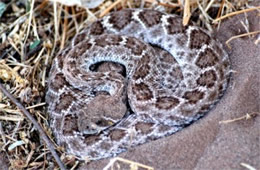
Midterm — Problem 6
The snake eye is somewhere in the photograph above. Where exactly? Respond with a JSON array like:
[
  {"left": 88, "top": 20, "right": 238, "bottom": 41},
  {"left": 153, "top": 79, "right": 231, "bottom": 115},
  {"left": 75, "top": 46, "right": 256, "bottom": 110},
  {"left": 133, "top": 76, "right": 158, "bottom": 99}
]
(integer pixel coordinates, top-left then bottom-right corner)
[
  {"left": 95, "top": 119, "right": 114, "bottom": 127},
  {"left": 95, "top": 119, "right": 108, "bottom": 127},
  {"left": 95, "top": 120, "right": 103, "bottom": 126}
]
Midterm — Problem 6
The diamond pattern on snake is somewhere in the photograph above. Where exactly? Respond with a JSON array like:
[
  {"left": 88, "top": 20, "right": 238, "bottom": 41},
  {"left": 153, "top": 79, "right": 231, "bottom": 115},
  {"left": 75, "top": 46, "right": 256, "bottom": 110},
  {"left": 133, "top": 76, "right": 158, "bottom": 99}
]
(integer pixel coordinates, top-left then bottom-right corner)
[{"left": 46, "top": 9, "right": 230, "bottom": 160}]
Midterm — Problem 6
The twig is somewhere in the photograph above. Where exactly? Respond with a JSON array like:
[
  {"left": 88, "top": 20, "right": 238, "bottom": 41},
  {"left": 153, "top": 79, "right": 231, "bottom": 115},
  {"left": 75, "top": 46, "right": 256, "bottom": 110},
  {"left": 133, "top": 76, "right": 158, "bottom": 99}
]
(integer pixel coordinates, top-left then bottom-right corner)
[
  {"left": 240, "top": 162, "right": 257, "bottom": 170},
  {"left": 60, "top": 6, "right": 69, "bottom": 50},
  {"left": 144, "top": 0, "right": 181, "bottom": 8},
  {"left": 0, "top": 83, "right": 66, "bottom": 170},
  {"left": 213, "top": 6, "right": 260, "bottom": 23},
  {"left": 0, "top": 122, "right": 6, "bottom": 143},
  {"left": 225, "top": 30, "right": 260, "bottom": 49},
  {"left": 183, "top": 0, "right": 191, "bottom": 26},
  {"left": 23, "top": 0, "right": 35, "bottom": 61},
  {"left": 103, "top": 157, "right": 154, "bottom": 170},
  {"left": 99, "top": 0, "right": 125, "bottom": 18},
  {"left": 219, "top": 112, "right": 259, "bottom": 124}
]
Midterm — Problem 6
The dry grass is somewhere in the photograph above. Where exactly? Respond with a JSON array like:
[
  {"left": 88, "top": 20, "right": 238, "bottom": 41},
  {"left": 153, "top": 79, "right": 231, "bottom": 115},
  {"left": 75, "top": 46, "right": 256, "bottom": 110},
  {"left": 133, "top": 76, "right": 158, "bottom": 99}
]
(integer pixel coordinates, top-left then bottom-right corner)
[{"left": 0, "top": 0, "right": 257, "bottom": 169}]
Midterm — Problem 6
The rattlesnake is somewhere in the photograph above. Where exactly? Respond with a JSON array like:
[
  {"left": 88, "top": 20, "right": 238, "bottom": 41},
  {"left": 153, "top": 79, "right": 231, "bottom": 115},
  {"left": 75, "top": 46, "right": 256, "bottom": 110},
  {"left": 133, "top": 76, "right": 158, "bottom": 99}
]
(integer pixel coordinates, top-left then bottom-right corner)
[{"left": 46, "top": 9, "right": 230, "bottom": 160}]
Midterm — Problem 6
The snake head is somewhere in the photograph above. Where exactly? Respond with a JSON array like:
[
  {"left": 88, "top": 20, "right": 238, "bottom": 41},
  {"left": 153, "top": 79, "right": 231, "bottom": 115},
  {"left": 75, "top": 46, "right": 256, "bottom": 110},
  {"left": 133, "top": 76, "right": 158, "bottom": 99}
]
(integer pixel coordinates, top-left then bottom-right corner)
[{"left": 77, "top": 117, "right": 114, "bottom": 135}]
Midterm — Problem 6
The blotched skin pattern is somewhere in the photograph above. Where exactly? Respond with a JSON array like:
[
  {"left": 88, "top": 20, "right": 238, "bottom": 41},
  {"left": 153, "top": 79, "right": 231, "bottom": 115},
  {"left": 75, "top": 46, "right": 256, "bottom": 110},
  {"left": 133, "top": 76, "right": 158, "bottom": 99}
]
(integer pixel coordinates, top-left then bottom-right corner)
[{"left": 46, "top": 9, "right": 230, "bottom": 160}]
